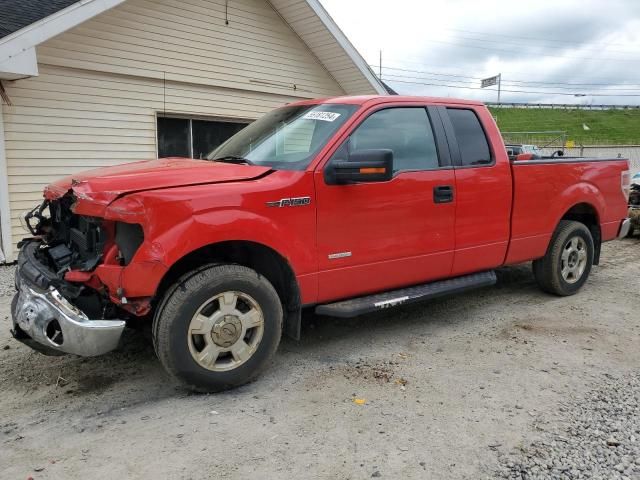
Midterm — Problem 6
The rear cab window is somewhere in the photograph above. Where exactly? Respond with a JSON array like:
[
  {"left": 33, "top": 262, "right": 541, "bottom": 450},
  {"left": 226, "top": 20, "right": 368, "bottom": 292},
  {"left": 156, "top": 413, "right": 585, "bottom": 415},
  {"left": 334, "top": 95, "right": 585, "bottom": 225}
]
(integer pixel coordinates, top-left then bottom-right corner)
[{"left": 446, "top": 108, "right": 493, "bottom": 167}]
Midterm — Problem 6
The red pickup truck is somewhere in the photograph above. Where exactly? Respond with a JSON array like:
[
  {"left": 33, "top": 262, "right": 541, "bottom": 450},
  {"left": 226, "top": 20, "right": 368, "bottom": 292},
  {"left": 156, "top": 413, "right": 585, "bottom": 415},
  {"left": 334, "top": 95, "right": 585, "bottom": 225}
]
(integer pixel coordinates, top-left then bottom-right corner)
[{"left": 11, "top": 96, "right": 631, "bottom": 391}]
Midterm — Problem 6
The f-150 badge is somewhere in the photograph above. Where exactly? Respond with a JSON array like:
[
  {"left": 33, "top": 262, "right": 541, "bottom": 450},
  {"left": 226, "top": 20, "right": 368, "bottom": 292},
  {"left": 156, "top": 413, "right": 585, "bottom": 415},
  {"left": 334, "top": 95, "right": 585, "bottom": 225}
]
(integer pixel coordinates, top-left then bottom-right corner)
[{"left": 266, "top": 197, "right": 311, "bottom": 208}]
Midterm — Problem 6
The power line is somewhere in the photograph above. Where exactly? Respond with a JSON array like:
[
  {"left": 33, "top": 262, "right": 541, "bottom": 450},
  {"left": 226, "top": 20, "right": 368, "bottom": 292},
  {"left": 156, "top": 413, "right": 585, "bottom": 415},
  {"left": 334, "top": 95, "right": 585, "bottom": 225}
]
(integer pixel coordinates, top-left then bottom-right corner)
[
  {"left": 500, "top": 78, "right": 640, "bottom": 88},
  {"left": 381, "top": 73, "right": 491, "bottom": 86},
  {"left": 445, "top": 27, "right": 638, "bottom": 51},
  {"left": 380, "top": 72, "right": 640, "bottom": 92},
  {"left": 374, "top": 65, "right": 482, "bottom": 81},
  {"left": 375, "top": 65, "right": 640, "bottom": 88},
  {"left": 384, "top": 78, "right": 640, "bottom": 97},
  {"left": 371, "top": 55, "right": 640, "bottom": 82},
  {"left": 439, "top": 32, "right": 640, "bottom": 58},
  {"left": 423, "top": 38, "right": 639, "bottom": 63}
]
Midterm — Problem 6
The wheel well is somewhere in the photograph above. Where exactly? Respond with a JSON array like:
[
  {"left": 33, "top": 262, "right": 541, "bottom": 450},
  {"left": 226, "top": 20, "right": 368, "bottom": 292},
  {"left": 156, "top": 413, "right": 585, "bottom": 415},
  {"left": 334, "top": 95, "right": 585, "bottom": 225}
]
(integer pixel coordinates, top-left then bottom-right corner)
[
  {"left": 560, "top": 203, "right": 602, "bottom": 265},
  {"left": 156, "top": 241, "right": 302, "bottom": 339}
]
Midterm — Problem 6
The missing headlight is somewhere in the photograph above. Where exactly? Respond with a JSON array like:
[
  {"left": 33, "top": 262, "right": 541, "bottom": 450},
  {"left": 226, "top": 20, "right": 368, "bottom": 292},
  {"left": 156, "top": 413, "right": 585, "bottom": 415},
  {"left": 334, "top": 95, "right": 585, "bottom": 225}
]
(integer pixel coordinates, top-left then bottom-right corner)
[{"left": 115, "top": 223, "right": 144, "bottom": 266}]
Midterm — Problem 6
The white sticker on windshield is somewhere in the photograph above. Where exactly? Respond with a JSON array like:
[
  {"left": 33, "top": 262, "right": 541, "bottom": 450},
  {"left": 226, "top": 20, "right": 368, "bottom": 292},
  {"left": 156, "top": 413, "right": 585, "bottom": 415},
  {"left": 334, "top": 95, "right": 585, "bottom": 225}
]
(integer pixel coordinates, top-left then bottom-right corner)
[{"left": 303, "top": 111, "right": 342, "bottom": 122}]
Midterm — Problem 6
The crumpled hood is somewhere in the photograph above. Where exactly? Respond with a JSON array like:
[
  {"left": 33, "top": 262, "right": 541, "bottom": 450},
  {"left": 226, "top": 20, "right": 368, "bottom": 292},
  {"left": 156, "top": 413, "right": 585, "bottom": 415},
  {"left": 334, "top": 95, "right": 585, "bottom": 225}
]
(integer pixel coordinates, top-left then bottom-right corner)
[{"left": 44, "top": 157, "right": 272, "bottom": 205}]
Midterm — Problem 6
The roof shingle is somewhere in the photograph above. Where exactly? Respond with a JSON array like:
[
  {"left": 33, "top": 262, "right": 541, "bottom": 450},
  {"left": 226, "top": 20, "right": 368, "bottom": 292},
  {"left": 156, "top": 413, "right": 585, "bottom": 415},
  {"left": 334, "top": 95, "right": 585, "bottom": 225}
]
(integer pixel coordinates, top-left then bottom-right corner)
[{"left": 0, "top": 0, "right": 79, "bottom": 39}]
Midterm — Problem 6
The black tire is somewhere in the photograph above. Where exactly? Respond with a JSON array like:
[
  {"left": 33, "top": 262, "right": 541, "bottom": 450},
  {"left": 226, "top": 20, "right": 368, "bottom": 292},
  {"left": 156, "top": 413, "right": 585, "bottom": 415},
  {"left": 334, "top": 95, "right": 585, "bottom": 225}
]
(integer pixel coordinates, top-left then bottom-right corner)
[
  {"left": 152, "top": 264, "right": 283, "bottom": 392},
  {"left": 532, "top": 220, "right": 594, "bottom": 296}
]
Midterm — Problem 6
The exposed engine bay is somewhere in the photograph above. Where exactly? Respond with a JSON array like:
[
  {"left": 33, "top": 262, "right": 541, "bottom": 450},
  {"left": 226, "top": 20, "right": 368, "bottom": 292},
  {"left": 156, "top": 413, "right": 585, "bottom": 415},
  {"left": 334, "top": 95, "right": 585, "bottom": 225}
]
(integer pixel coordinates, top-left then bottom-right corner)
[
  {"left": 23, "top": 196, "right": 107, "bottom": 274},
  {"left": 19, "top": 194, "right": 144, "bottom": 319}
]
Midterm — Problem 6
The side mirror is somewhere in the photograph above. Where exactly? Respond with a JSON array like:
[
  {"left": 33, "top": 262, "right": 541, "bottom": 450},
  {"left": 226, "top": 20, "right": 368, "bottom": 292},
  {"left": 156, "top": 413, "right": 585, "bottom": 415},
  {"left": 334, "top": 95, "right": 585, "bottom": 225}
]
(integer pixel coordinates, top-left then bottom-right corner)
[{"left": 325, "top": 149, "right": 394, "bottom": 185}]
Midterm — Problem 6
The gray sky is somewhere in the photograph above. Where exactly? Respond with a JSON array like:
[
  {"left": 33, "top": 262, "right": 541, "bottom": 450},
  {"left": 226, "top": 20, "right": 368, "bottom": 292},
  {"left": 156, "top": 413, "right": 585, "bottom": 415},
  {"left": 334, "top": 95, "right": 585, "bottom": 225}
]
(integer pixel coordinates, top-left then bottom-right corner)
[{"left": 319, "top": 0, "right": 640, "bottom": 105}]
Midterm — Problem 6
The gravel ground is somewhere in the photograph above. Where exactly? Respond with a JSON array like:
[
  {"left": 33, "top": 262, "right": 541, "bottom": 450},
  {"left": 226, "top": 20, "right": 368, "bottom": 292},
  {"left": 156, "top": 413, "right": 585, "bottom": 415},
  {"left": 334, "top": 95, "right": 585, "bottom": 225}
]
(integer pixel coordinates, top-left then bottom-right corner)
[
  {"left": 496, "top": 372, "right": 640, "bottom": 479},
  {"left": 0, "top": 263, "right": 15, "bottom": 297},
  {"left": 0, "top": 239, "right": 639, "bottom": 479}
]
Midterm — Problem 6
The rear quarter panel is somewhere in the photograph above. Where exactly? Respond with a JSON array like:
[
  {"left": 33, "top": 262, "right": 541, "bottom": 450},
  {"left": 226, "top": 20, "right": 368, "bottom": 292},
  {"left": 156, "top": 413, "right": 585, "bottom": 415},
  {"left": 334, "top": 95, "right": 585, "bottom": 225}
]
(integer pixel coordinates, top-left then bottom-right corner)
[{"left": 506, "top": 158, "right": 629, "bottom": 264}]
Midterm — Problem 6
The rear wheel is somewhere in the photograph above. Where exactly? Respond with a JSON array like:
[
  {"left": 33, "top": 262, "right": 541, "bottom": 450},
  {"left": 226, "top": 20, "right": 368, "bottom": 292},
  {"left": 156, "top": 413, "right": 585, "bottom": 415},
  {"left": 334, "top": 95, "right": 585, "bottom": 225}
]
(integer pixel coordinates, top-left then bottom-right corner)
[
  {"left": 153, "top": 264, "right": 283, "bottom": 392},
  {"left": 532, "top": 220, "right": 594, "bottom": 296}
]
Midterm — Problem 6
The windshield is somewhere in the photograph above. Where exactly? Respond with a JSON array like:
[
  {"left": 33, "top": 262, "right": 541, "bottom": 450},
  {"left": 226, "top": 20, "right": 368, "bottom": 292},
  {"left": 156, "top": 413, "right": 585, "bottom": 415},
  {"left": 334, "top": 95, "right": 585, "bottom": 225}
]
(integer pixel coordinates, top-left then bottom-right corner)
[{"left": 207, "top": 104, "right": 358, "bottom": 170}]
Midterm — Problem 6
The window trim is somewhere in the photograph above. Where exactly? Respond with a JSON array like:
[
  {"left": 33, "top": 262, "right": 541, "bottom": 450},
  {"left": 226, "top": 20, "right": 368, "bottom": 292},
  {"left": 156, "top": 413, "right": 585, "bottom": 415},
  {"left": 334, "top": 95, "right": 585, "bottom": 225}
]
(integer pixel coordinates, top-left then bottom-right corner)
[
  {"left": 427, "top": 106, "right": 452, "bottom": 168},
  {"left": 324, "top": 105, "right": 449, "bottom": 178},
  {"left": 155, "top": 112, "right": 252, "bottom": 159},
  {"left": 440, "top": 106, "right": 496, "bottom": 169},
  {"left": 156, "top": 112, "right": 253, "bottom": 124}
]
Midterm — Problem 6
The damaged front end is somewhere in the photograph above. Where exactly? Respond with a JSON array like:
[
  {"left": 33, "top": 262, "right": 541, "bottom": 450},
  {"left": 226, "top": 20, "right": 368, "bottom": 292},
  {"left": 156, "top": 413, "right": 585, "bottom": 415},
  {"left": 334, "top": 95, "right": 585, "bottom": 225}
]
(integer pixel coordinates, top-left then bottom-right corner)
[
  {"left": 11, "top": 194, "right": 142, "bottom": 357},
  {"left": 21, "top": 195, "right": 108, "bottom": 277}
]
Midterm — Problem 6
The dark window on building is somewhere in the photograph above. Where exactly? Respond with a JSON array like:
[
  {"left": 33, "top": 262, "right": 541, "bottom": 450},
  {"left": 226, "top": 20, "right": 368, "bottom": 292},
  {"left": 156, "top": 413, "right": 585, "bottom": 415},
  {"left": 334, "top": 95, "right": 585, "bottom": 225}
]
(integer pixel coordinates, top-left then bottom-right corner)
[
  {"left": 157, "top": 117, "right": 248, "bottom": 159},
  {"left": 157, "top": 117, "right": 190, "bottom": 158},
  {"left": 349, "top": 108, "right": 439, "bottom": 172},
  {"left": 446, "top": 108, "right": 492, "bottom": 166},
  {"left": 192, "top": 120, "right": 246, "bottom": 159}
]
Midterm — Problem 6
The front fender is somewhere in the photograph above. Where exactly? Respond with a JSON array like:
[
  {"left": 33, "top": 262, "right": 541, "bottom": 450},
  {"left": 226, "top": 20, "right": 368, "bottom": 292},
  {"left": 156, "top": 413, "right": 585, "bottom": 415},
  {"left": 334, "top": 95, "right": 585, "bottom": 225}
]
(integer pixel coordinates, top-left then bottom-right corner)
[
  {"left": 154, "top": 208, "right": 316, "bottom": 275},
  {"left": 94, "top": 172, "right": 318, "bottom": 303}
]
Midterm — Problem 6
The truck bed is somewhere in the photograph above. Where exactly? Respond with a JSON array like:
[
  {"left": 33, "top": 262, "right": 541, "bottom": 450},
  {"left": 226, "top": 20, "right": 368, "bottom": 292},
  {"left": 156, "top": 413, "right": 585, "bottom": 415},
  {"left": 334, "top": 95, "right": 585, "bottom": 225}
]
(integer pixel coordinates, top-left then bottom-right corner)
[{"left": 506, "top": 157, "right": 630, "bottom": 265}]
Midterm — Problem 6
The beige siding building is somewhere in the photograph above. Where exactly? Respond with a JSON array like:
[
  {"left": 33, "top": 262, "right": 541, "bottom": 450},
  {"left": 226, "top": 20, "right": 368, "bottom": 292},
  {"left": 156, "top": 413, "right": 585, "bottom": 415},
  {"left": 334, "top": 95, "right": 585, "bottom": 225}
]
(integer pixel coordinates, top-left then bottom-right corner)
[{"left": 0, "top": 0, "right": 385, "bottom": 262}]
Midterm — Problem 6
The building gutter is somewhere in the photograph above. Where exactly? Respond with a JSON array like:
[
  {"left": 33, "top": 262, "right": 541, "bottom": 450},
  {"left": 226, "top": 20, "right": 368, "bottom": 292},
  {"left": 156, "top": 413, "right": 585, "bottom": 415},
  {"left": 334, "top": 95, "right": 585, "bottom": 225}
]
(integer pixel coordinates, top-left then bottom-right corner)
[{"left": 0, "top": 100, "right": 12, "bottom": 262}]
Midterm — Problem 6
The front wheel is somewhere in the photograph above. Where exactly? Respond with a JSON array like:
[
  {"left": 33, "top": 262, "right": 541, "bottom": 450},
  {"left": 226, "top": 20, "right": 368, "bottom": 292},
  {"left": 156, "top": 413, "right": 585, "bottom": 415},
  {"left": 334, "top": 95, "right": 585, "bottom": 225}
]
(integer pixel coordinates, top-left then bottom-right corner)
[
  {"left": 152, "top": 264, "right": 283, "bottom": 392},
  {"left": 532, "top": 220, "right": 594, "bottom": 296}
]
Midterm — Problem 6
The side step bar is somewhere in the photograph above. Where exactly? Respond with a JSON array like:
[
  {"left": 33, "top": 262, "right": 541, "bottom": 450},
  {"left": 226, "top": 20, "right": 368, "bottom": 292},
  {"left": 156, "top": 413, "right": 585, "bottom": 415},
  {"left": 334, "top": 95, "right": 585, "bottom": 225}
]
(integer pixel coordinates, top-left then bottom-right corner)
[{"left": 315, "top": 271, "right": 497, "bottom": 318}]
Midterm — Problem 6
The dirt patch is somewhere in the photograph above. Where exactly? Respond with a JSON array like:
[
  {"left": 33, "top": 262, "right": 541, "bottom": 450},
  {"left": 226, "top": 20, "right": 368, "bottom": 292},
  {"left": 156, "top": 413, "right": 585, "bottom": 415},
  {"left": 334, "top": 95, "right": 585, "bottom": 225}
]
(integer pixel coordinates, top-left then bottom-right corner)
[
  {"left": 514, "top": 322, "right": 598, "bottom": 336},
  {"left": 499, "top": 318, "right": 600, "bottom": 339},
  {"left": 70, "top": 373, "right": 118, "bottom": 394},
  {"left": 339, "top": 361, "right": 396, "bottom": 383},
  {"left": 308, "top": 360, "right": 401, "bottom": 387}
]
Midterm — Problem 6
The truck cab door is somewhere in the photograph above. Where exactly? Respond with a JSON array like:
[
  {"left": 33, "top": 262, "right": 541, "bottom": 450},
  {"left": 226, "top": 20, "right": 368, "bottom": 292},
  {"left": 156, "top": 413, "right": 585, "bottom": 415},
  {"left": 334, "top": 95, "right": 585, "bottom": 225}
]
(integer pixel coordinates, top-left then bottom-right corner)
[
  {"left": 439, "top": 106, "right": 513, "bottom": 275},
  {"left": 313, "top": 105, "right": 456, "bottom": 303}
]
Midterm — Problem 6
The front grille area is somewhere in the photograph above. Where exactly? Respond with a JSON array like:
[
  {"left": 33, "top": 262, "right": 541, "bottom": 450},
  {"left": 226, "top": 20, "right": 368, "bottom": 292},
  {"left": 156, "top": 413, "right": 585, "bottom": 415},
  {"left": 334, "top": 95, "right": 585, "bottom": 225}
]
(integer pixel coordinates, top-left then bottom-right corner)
[
  {"left": 39, "top": 197, "right": 106, "bottom": 272},
  {"left": 61, "top": 216, "right": 105, "bottom": 271},
  {"left": 70, "top": 227, "right": 90, "bottom": 253}
]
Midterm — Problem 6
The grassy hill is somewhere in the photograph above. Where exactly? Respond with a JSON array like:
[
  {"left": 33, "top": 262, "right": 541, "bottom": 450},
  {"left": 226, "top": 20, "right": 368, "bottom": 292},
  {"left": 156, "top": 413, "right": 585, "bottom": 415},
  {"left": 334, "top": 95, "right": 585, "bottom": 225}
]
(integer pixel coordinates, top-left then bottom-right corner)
[{"left": 488, "top": 107, "right": 640, "bottom": 145}]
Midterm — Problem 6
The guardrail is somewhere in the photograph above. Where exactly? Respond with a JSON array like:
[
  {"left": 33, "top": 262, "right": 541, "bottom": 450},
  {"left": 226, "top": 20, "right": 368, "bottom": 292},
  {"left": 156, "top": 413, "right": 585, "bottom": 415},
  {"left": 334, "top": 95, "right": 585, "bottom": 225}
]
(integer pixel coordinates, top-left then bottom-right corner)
[{"left": 487, "top": 102, "right": 640, "bottom": 110}]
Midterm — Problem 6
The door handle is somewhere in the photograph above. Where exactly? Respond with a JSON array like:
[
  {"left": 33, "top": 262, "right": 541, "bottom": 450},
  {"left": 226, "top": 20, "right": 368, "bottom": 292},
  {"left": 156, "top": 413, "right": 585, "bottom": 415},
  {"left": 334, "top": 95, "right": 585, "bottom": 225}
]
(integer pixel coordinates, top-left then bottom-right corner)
[{"left": 433, "top": 185, "right": 454, "bottom": 204}]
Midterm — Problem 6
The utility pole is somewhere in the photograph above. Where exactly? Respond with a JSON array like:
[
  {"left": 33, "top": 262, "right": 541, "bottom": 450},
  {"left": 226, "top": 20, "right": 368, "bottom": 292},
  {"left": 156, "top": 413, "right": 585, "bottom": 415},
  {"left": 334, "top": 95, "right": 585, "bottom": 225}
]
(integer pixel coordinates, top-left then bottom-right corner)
[
  {"left": 497, "top": 73, "right": 502, "bottom": 104},
  {"left": 379, "top": 50, "right": 382, "bottom": 80}
]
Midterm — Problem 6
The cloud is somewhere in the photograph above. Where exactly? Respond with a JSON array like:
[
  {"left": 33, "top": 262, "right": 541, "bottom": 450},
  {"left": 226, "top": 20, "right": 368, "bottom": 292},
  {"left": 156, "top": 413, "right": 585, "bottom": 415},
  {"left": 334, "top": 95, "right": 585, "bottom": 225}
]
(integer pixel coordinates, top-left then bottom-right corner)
[{"left": 320, "top": 0, "right": 640, "bottom": 104}]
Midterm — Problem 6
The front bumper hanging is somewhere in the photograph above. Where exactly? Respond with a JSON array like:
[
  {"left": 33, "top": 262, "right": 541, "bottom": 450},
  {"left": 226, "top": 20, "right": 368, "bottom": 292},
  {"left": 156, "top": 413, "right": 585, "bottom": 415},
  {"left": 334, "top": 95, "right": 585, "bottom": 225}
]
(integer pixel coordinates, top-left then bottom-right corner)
[{"left": 11, "top": 246, "right": 126, "bottom": 357}]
